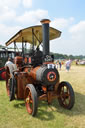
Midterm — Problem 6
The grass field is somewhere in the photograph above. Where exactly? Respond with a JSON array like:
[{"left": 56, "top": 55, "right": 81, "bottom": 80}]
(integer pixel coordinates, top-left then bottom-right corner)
[{"left": 0, "top": 65, "right": 85, "bottom": 128}]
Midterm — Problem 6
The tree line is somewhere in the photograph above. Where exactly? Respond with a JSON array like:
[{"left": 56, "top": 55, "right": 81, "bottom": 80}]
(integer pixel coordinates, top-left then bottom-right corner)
[{"left": 53, "top": 53, "right": 85, "bottom": 60}]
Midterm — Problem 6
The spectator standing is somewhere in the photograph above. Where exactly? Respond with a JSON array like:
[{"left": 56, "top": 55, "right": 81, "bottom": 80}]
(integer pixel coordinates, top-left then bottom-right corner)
[
  {"left": 59, "top": 61, "right": 62, "bottom": 70},
  {"left": 55, "top": 60, "right": 59, "bottom": 69},
  {"left": 65, "top": 59, "right": 71, "bottom": 71},
  {"left": 5, "top": 58, "right": 13, "bottom": 67}
]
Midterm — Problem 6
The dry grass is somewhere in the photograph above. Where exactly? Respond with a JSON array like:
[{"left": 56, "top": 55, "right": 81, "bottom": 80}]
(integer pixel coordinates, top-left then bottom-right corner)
[{"left": 0, "top": 65, "right": 85, "bottom": 128}]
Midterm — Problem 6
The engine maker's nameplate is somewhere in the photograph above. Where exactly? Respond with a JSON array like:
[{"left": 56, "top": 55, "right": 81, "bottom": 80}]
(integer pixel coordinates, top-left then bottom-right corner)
[{"left": 47, "top": 64, "right": 55, "bottom": 69}]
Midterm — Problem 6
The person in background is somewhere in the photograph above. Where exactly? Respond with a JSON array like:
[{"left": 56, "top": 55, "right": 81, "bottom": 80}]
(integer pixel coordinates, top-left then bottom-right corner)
[
  {"left": 5, "top": 58, "right": 14, "bottom": 97},
  {"left": 59, "top": 61, "right": 62, "bottom": 70},
  {"left": 65, "top": 59, "right": 71, "bottom": 71},
  {"left": 5, "top": 57, "right": 14, "bottom": 78},
  {"left": 55, "top": 60, "right": 59, "bottom": 69},
  {"left": 5, "top": 58, "right": 13, "bottom": 67},
  {"left": 5, "top": 57, "right": 16, "bottom": 101}
]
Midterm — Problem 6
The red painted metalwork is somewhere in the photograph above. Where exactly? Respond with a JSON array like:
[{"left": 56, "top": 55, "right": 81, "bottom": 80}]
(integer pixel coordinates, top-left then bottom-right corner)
[
  {"left": 14, "top": 56, "right": 23, "bottom": 67},
  {"left": 0, "top": 67, "right": 6, "bottom": 80},
  {"left": 1, "top": 71, "right": 6, "bottom": 80}
]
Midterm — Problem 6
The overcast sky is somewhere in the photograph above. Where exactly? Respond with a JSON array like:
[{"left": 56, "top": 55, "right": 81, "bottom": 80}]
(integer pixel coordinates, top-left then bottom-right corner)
[{"left": 0, "top": 0, "right": 85, "bottom": 55}]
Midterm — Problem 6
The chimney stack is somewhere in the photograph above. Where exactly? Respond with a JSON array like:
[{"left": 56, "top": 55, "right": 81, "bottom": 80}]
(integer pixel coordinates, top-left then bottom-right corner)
[{"left": 40, "top": 19, "right": 51, "bottom": 56}]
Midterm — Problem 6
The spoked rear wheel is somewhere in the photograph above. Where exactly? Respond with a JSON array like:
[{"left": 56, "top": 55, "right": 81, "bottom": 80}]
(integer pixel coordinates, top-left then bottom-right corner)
[
  {"left": 57, "top": 81, "right": 75, "bottom": 109},
  {"left": 24, "top": 84, "right": 38, "bottom": 116}
]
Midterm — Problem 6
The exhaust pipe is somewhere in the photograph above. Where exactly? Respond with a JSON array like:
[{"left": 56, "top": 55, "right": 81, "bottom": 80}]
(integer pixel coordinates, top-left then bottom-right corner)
[{"left": 40, "top": 19, "right": 51, "bottom": 56}]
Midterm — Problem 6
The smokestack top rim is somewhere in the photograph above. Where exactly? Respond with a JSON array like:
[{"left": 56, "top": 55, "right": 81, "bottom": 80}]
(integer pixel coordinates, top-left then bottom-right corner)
[{"left": 40, "top": 19, "right": 51, "bottom": 24}]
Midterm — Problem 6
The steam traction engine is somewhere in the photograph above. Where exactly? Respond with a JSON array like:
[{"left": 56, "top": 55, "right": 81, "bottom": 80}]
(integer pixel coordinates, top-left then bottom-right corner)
[{"left": 5, "top": 19, "right": 75, "bottom": 116}]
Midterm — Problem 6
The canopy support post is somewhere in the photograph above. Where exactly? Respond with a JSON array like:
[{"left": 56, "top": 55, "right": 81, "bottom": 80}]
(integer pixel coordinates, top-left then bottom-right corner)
[
  {"left": 22, "top": 37, "right": 24, "bottom": 58},
  {"left": 14, "top": 41, "right": 16, "bottom": 57},
  {"left": 32, "top": 28, "right": 34, "bottom": 51},
  {"left": 25, "top": 41, "right": 27, "bottom": 54}
]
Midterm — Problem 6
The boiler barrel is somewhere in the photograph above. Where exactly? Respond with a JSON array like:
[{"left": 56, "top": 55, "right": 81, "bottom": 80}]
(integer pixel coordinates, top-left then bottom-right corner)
[{"left": 30, "top": 66, "right": 59, "bottom": 86}]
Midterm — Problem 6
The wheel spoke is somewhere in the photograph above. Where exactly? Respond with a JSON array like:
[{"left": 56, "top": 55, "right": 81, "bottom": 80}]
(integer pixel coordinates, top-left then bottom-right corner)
[
  {"left": 26, "top": 103, "right": 32, "bottom": 114},
  {"left": 62, "top": 97, "right": 65, "bottom": 102},
  {"left": 30, "top": 99, "right": 33, "bottom": 103},
  {"left": 64, "top": 99, "right": 67, "bottom": 105},
  {"left": 62, "top": 86, "right": 64, "bottom": 93},
  {"left": 67, "top": 87, "right": 70, "bottom": 95}
]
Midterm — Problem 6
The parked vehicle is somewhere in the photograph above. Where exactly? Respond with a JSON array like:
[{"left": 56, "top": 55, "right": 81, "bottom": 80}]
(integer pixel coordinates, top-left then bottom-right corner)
[
  {"left": 0, "top": 48, "right": 22, "bottom": 80},
  {"left": 0, "top": 49, "right": 15, "bottom": 80}
]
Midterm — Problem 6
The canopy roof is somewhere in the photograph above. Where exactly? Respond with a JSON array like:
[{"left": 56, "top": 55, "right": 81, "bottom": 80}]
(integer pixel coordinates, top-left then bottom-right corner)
[{"left": 5, "top": 25, "right": 61, "bottom": 46}]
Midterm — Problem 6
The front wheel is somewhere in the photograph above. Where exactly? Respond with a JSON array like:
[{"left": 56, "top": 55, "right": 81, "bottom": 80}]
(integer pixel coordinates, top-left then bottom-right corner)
[
  {"left": 57, "top": 81, "right": 75, "bottom": 109},
  {"left": 24, "top": 84, "right": 38, "bottom": 116}
]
